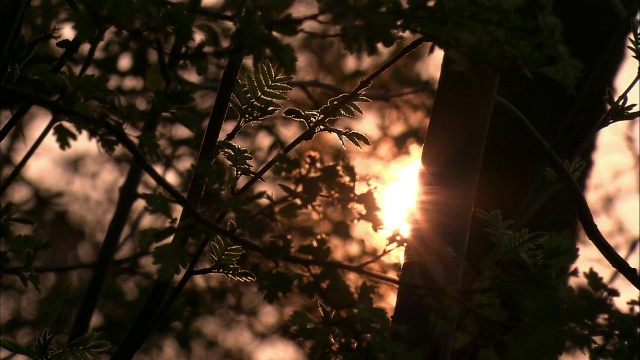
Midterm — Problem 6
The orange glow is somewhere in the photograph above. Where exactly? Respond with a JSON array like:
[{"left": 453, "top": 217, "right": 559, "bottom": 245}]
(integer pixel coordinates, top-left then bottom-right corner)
[{"left": 378, "top": 146, "right": 422, "bottom": 239}]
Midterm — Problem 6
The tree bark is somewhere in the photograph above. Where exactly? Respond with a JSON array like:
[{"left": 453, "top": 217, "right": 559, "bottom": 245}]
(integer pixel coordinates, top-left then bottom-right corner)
[{"left": 392, "top": 56, "right": 499, "bottom": 359}]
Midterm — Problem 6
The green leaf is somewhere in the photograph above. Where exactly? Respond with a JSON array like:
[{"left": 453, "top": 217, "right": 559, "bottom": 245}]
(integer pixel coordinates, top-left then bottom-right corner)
[{"left": 152, "top": 242, "right": 190, "bottom": 280}]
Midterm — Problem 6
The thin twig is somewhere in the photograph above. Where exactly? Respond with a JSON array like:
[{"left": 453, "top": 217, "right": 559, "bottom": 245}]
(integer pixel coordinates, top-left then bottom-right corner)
[
  {"left": 0, "top": 118, "right": 56, "bottom": 195},
  {"left": 78, "top": 27, "right": 109, "bottom": 77},
  {"left": 237, "top": 37, "right": 427, "bottom": 196},
  {"left": 574, "top": 72, "right": 640, "bottom": 158},
  {"left": 357, "top": 243, "right": 401, "bottom": 268},
  {"left": 31, "top": 253, "right": 149, "bottom": 273},
  {"left": 0, "top": 35, "right": 82, "bottom": 142}
]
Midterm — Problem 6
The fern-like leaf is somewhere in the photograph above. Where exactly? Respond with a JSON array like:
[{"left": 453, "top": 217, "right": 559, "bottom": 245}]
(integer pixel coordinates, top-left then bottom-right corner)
[
  {"left": 49, "top": 332, "right": 110, "bottom": 360},
  {"left": 231, "top": 60, "right": 292, "bottom": 126},
  {"left": 476, "top": 209, "right": 548, "bottom": 260},
  {"left": 318, "top": 92, "right": 371, "bottom": 120},
  {"left": 217, "top": 140, "right": 261, "bottom": 187},
  {"left": 207, "top": 236, "right": 256, "bottom": 282}
]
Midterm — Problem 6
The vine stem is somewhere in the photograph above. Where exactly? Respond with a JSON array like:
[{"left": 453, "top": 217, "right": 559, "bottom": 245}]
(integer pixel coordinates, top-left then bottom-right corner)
[{"left": 495, "top": 95, "right": 640, "bottom": 289}]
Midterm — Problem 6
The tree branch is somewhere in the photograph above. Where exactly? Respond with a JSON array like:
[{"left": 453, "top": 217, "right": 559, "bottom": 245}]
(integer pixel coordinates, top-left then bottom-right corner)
[
  {"left": 0, "top": 118, "right": 56, "bottom": 195},
  {"left": 237, "top": 37, "right": 427, "bottom": 196},
  {"left": 495, "top": 95, "right": 640, "bottom": 289},
  {"left": 0, "top": 35, "right": 82, "bottom": 142}
]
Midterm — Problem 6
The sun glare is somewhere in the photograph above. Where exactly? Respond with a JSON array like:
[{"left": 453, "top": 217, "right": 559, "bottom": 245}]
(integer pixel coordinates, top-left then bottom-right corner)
[{"left": 378, "top": 147, "right": 422, "bottom": 239}]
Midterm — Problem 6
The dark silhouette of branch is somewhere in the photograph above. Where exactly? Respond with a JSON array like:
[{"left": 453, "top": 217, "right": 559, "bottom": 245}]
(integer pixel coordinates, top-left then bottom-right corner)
[
  {"left": 0, "top": 35, "right": 82, "bottom": 142},
  {"left": 1, "top": 82, "right": 466, "bottom": 303},
  {"left": 357, "top": 243, "right": 401, "bottom": 268},
  {"left": 495, "top": 95, "right": 640, "bottom": 289},
  {"left": 78, "top": 27, "right": 109, "bottom": 77},
  {"left": 608, "top": 238, "right": 639, "bottom": 285},
  {"left": 68, "top": 26, "right": 177, "bottom": 342},
  {"left": 30, "top": 253, "right": 149, "bottom": 273},
  {"left": 68, "top": 109, "right": 160, "bottom": 341},
  {"left": 1, "top": 23, "right": 106, "bottom": 193},
  {"left": 237, "top": 37, "right": 427, "bottom": 196},
  {"left": 0, "top": 0, "right": 30, "bottom": 84},
  {"left": 179, "top": 77, "right": 433, "bottom": 103},
  {"left": 112, "top": 39, "right": 246, "bottom": 360},
  {"left": 1, "top": 118, "right": 56, "bottom": 195},
  {"left": 137, "top": 236, "right": 211, "bottom": 352}
]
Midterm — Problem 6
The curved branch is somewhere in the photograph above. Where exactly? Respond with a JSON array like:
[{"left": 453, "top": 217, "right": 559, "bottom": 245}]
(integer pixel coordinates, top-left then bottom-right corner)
[{"left": 495, "top": 95, "right": 640, "bottom": 289}]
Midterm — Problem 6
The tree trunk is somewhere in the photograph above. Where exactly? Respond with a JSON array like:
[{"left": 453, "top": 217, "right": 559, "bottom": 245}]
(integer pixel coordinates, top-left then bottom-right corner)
[
  {"left": 392, "top": 56, "right": 499, "bottom": 358},
  {"left": 393, "top": 1, "right": 637, "bottom": 359}
]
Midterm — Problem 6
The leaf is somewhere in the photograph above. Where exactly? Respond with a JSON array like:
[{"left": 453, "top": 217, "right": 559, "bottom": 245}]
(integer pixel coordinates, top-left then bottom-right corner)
[
  {"left": 140, "top": 193, "right": 174, "bottom": 219},
  {"left": 277, "top": 202, "right": 302, "bottom": 219},
  {"left": 207, "top": 236, "right": 256, "bottom": 282},
  {"left": 283, "top": 107, "right": 312, "bottom": 124},
  {"left": 53, "top": 123, "right": 78, "bottom": 150},
  {"left": 152, "top": 242, "right": 190, "bottom": 280},
  {"left": 138, "top": 227, "right": 176, "bottom": 250},
  {"left": 344, "top": 131, "right": 367, "bottom": 149},
  {"left": 348, "top": 130, "right": 370, "bottom": 146},
  {"left": 56, "top": 39, "right": 72, "bottom": 49},
  {"left": 137, "top": 132, "right": 163, "bottom": 163},
  {"left": 231, "top": 61, "right": 292, "bottom": 128},
  {"left": 9, "top": 234, "right": 50, "bottom": 253},
  {"left": 297, "top": 237, "right": 331, "bottom": 261},
  {"left": 50, "top": 331, "right": 110, "bottom": 360},
  {"left": 218, "top": 140, "right": 258, "bottom": 182}
]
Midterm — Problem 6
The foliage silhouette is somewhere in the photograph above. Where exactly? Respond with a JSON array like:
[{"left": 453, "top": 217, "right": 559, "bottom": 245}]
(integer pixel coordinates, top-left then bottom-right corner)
[{"left": 0, "top": 1, "right": 638, "bottom": 360}]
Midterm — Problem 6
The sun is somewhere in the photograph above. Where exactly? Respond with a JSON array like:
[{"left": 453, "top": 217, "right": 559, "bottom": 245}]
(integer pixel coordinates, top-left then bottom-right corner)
[{"left": 378, "top": 147, "right": 422, "bottom": 239}]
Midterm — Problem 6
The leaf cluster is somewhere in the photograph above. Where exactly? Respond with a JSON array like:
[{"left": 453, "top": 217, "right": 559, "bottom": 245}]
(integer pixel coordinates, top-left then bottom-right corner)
[
  {"left": 0, "top": 203, "right": 48, "bottom": 291},
  {"left": 450, "top": 211, "right": 637, "bottom": 359},
  {"left": 285, "top": 283, "right": 420, "bottom": 359},
  {"left": 275, "top": 152, "right": 382, "bottom": 230}
]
